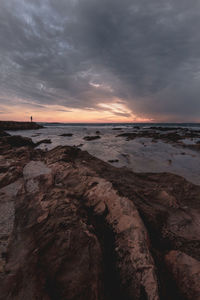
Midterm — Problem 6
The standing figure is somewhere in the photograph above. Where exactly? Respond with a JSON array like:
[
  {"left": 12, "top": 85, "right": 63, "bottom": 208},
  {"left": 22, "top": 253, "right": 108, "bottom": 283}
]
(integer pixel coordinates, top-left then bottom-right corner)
[{"left": 31, "top": 116, "right": 32, "bottom": 122}]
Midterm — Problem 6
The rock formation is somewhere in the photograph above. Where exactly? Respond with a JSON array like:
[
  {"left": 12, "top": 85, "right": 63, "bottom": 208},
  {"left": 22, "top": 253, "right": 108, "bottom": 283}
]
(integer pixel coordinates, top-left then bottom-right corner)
[
  {"left": 83, "top": 135, "right": 101, "bottom": 141},
  {"left": 0, "top": 131, "right": 200, "bottom": 299},
  {"left": 0, "top": 121, "right": 43, "bottom": 131},
  {"left": 117, "top": 127, "right": 200, "bottom": 152},
  {"left": 59, "top": 133, "right": 73, "bottom": 137}
]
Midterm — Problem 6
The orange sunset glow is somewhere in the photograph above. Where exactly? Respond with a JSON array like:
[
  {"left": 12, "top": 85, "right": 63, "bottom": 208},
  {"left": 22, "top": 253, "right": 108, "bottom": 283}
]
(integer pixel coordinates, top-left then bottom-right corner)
[{"left": 1, "top": 101, "right": 153, "bottom": 123}]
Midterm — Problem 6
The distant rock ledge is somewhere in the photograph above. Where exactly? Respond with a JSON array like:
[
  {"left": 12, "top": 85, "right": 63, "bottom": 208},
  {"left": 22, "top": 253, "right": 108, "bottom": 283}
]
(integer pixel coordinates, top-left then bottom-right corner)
[{"left": 0, "top": 121, "right": 43, "bottom": 131}]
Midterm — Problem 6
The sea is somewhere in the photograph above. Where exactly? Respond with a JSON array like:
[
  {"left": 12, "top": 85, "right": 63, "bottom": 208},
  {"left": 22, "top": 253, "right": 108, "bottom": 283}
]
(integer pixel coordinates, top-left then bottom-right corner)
[{"left": 8, "top": 123, "right": 200, "bottom": 185}]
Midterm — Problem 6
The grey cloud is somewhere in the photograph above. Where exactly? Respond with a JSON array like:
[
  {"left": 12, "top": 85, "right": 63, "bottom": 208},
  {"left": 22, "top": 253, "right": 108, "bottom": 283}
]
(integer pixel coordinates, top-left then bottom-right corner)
[
  {"left": 56, "top": 109, "right": 72, "bottom": 112},
  {"left": 111, "top": 112, "right": 132, "bottom": 118},
  {"left": 0, "top": 0, "right": 200, "bottom": 121}
]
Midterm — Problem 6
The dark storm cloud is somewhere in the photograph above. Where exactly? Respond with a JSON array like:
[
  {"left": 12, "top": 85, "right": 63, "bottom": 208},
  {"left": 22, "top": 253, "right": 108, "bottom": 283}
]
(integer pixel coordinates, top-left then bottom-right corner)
[{"left": 0, "top": 0, "right": 200, "bottom": 120}]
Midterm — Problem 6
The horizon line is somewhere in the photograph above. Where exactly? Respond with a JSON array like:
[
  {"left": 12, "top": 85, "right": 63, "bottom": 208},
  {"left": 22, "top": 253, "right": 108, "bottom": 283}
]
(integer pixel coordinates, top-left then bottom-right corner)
[{"left": 1, "top": 120, "right": 200, "bottom": 124}]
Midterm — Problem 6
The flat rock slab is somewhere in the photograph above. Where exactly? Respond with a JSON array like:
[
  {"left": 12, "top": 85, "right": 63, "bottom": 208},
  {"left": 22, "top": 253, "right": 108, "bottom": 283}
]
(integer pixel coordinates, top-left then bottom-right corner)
[
  {"left": 0, "top": 179, "right": 23, "bottom": 275},
  {"left": 23, "top": 161, "right": 51, "bottom": 180}
]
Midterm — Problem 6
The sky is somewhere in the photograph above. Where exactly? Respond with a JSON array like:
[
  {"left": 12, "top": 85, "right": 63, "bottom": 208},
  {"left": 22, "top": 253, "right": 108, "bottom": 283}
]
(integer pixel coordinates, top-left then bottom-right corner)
[{"left": 0, "top": 0, "right": 200, "bottom": 123}]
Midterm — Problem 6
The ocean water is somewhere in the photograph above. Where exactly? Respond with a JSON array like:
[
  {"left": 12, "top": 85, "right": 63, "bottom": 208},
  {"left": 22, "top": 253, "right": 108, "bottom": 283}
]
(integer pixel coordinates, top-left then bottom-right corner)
[
  {"left": 40, "top": 122, "right": 200, "bottom": 129},
  {"left": 8, "top": 123, "right": 200, "bottom": 185}
]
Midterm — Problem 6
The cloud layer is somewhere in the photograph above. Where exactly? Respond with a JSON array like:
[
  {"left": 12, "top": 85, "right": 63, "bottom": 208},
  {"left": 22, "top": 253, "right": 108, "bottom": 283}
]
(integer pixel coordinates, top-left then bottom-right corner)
[{"left": 0, "top": 0, "right": 200, "bottom": 121}]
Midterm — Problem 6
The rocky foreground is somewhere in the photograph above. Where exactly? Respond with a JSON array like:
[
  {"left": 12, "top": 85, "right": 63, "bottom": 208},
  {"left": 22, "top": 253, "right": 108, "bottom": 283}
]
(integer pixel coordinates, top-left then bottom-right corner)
[
  {"left": 0, "top": 132, "right": 200, "bottom": 300},
  {"left": 0, "top": 121, "right": 43, "bottom": 130}
]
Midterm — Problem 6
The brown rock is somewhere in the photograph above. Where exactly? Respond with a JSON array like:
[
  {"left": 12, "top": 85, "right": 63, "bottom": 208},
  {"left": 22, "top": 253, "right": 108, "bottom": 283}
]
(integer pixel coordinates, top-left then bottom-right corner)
[
  {"left": 165, "top": 251, "right": 200, "bottom": 300},
  {"left": 0, "top": 137, "right": 200, "bottom": 300},
  {"left": 84, "top": 177, "right": 159, "bottom": 299},
  {"left": 1, "top": 159, "right": 103, "bottom": 300}
]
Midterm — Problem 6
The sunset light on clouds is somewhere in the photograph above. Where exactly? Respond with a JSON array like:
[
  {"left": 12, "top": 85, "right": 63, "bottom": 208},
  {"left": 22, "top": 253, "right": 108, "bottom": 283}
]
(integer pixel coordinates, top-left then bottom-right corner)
[
  {"left": 0, "top": 0, "right": 200, "bottom": 122},
  {"left": 0, "top": 96, "right": 153, "bottom": 123}
]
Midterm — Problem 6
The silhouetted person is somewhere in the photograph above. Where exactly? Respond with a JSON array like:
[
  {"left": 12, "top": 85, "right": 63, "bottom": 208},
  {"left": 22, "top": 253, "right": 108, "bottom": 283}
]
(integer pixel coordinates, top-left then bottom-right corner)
[{"left": 30, "top": 116, "right": 32, "bottom": 122}]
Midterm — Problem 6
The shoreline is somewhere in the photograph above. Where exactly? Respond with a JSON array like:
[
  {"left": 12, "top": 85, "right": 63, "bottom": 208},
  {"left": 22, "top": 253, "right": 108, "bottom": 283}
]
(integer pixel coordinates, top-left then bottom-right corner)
[
  {"left": 6, "top": 123, "right": 200, "bottom": 185},
  {"left": 0, "top": 131, "right": 200, "bottom": 299}
]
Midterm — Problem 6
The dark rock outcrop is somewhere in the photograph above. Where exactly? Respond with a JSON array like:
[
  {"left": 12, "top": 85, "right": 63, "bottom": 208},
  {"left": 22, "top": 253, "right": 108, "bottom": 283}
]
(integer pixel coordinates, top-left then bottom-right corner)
[
  {"left": 108, "top": 159, "right": 119, "bottom": 163},
  {"left": 0, "top": 130, "right": 10, "bottom": 137},
  {"left": 149, "top": 126, "right": 182, "bottom": 131},
  {"left": 59, "top": 133, "right": 73, "bottom": 137},
  {"left": 117, "top": 131, "right": 182, "bottom": 142},
  {"left": 0, "top": 121, "right": 43, "bottom": 131},
  {"left": 0, "top": 135, "right": 35, "bottom": 149},
  {"left": 117, "top": 126, "right": 200, "bottom": 152},
  {"left": 83, "top": 135, "right": 101, "bottom": 141},
  {"left": 0, "top": 135, "right": 51, "bottom": 152},
  {"left": 36, "top": 139, "right": 52, "bottom": 146},
  {"left": 0, "top": 136, "right": 200, "bottom": 300}
]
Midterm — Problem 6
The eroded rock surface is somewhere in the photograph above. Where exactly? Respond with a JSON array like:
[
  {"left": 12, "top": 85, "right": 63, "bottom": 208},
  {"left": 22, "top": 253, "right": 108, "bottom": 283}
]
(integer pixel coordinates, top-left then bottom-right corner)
[
  {"left": 165, "top": 251, "right": 200, "bottom": 300},
  {"left": 0, "top": 133, "right": 200, "bottom": 300}
]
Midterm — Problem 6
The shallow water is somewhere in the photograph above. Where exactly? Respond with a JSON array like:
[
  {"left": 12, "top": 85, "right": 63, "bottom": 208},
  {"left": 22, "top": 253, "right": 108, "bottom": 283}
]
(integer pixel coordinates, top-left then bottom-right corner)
[{"left": 8, "top": 125, "right": 200, "bottom": 185}]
